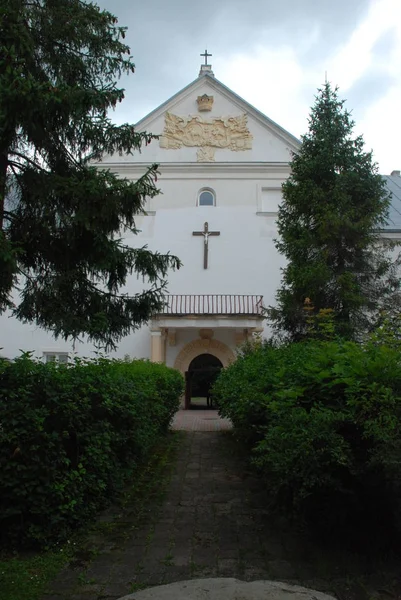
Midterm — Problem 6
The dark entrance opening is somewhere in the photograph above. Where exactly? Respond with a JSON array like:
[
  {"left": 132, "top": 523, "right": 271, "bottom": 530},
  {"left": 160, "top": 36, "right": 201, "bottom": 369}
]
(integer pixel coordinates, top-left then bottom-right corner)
[{"left": 185, "top": 353, "right": 223, "bottom": 410}]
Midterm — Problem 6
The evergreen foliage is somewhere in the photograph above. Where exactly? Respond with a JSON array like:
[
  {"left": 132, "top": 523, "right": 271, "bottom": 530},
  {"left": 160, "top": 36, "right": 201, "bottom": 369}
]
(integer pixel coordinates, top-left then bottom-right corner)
[
  {"left": 0, "top": 0, "right": 180, "bottom": 349},
  {"left": 269, "top": 83, "right": 397, "bottom": 339}
]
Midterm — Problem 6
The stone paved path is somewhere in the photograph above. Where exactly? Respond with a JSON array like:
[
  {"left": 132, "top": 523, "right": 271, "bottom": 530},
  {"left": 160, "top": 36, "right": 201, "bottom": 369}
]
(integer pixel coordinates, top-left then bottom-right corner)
[
  {"left": 42, "top": 413, "right": 379, "bottom": 600},
  {"left": 172, "top": 408, "right": 232, "bottom": 431}
]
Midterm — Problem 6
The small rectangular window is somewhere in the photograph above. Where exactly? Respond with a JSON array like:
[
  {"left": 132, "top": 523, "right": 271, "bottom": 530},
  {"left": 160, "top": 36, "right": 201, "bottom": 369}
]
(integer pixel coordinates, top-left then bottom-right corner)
[
  {"left": 44, "top": 352, "right": 69, "bottom": 364},
  {"left": 261, "top": 188, "right": 282, "bottom": 213}
]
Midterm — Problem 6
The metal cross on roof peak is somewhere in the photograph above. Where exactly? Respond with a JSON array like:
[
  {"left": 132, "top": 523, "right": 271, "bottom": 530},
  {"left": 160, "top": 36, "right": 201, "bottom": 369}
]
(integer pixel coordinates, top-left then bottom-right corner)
[{"left": 200, "top": 49, "right": 212, "bottom": 66}]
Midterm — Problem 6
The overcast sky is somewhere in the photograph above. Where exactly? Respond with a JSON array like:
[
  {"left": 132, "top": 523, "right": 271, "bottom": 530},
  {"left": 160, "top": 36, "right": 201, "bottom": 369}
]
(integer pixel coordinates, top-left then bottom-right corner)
[{"left": 97, "top": 0, "right": 400, "bottom": 174}]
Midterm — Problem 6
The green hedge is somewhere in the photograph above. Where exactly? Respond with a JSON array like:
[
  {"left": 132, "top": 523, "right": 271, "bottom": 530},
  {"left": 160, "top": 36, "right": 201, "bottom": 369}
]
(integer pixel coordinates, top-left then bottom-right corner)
[
  {"left": 213, "top": 339, "right": 401, "bottom": 542},
  {"left": 0, "top": 355, "right": 183, "bottom": 549}
]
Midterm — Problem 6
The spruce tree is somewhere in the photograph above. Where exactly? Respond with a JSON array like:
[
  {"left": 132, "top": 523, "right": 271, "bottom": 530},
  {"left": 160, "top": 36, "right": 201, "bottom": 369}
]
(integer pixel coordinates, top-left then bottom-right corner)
[
  {"left": 0, "top": 0, "right": 181, "bottom": 350},
  {"left": 269, "top": 82, "right": 397, "bottom": 340}
]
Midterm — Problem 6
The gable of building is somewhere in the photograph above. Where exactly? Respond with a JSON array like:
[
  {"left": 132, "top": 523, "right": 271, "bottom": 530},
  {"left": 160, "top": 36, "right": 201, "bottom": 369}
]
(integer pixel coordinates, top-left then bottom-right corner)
[{"left": 98, "top": 72, "right": 300, "bottom": 166}]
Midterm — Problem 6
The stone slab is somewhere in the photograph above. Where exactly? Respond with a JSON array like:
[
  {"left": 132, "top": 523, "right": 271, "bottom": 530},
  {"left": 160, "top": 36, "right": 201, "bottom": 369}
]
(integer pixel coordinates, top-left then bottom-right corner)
[{"left": 118, "top": 578, "right": 336, "bottom": 600}]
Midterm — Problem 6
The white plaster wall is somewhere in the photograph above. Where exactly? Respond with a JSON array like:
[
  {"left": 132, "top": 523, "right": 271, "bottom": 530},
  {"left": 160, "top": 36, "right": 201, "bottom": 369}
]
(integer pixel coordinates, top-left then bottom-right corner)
[
  {"left": 5, "top": 75, "right": 394, "bottom": 365},
  {"left": 0, "top": 307, "right": 151, "bottom": 361},
  {"left": 129, "top": 207, "right": 284, "bottom": 300},
  {"left": 0, "top": 311, "right": 92, "bottom": 360},
  {"left": 0, "top": 167, "right": 286, "bottom": 360},
  {"left": 123, "top": 166, "right": 287, "bottom": 305},
  {"left": 0, "top": 73, "right": 294, "bottom": 360}
]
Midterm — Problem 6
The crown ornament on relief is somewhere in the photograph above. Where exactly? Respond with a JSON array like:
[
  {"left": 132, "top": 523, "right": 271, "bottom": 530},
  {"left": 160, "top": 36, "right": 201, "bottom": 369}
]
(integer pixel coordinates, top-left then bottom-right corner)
[{"left": 197, "top": 94, "right": 214, "bottom": 112}]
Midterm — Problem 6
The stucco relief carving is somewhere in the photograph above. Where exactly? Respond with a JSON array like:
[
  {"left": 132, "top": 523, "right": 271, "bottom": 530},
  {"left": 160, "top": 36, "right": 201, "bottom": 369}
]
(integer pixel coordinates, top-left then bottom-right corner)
[
  {"left": 199, "top": 328, "right": 214, "bottom": 340},
  {"left": 197, "top": 94, "right": 214, "bottom": 112},
  {"left": 159, "top": 112, "right": 253, "bottom": 153},
  {"left": 197, "top": 147, "right": 215, "bottom": 162},
  {"left": 174, "top": 339, "right": 236, "bottom": 373}
]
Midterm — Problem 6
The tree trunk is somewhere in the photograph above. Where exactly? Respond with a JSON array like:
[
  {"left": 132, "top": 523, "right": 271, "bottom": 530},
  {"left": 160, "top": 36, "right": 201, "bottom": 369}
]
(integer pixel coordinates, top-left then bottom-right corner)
[{"left": 0, "top": 149, "right": 8, "bottom": 231}]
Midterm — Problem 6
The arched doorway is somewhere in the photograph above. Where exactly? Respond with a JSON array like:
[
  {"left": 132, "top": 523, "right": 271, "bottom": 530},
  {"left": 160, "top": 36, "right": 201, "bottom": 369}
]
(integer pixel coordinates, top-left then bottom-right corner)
[
  {"left": 185, "top": 353, "right": 223, "bottom": 410},
  {"left": 174, "top": 338, "right": 236, "bottom": 373}
]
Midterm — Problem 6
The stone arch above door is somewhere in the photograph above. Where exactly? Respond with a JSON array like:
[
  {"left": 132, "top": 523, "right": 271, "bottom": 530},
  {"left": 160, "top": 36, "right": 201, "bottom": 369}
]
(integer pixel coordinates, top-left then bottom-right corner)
[{"left": 174, "top": 339, "right": 236, "bottom": 373}]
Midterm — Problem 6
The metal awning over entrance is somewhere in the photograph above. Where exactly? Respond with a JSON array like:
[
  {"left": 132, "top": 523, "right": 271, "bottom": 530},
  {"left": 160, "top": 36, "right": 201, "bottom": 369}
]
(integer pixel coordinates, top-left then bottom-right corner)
[
  {"left": 150, "top": 295, "right": 265, "bottom": 366},
  {"left": 159, "top": 295, "right": 264, "bottom": 316},
  {"left": 153, "top": 294, "right": 265, "bottom": 330}
]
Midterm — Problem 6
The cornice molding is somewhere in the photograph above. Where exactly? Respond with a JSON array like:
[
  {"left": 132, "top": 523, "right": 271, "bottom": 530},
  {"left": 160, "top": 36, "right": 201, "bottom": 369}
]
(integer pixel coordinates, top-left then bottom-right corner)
[{"left": 93, "top": 161, "right": 291, "bottom": 175}]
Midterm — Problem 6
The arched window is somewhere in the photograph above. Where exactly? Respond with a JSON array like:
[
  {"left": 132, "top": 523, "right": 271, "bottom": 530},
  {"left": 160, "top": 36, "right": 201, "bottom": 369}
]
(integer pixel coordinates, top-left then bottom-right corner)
[{"left": 198, "top": 189, "right": 215, "bottom": 206}]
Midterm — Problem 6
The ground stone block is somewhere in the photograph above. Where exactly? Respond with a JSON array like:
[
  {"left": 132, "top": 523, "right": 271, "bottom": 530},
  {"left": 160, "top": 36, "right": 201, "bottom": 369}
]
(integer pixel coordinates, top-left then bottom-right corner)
[{"left": 117, "top": 578, "right": 338, "bottom": 600}]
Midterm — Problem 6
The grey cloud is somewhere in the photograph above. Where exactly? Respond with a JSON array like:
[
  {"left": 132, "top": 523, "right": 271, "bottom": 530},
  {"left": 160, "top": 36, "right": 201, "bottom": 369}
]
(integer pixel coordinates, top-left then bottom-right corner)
[
  {"left": 344, "top": 28, "right": 399, "bottom": 116},
  {"left": 96, "top": 0, "right": 370, "bottom": 123},
  {"left": 371, "top": 27, "right": 399, "bottom": 61},
  {"left": 345, "top": 69, "right": 398, "bottom": 117}
]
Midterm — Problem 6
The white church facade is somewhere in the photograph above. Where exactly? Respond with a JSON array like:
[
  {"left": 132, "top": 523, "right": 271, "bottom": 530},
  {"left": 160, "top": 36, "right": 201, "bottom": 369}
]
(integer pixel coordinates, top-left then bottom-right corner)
[{"left": 1, "top": 59, "right": 401, "bottom": 392}]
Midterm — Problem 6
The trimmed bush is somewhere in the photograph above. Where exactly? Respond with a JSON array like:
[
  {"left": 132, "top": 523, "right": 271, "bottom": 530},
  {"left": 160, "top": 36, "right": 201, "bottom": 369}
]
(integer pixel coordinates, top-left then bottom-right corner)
[
  {"left": 213, "top": 339, "right": 401, "bottom": 543},
  {"left": 0, "top": 354, "right": 183, "bottom": 548}
]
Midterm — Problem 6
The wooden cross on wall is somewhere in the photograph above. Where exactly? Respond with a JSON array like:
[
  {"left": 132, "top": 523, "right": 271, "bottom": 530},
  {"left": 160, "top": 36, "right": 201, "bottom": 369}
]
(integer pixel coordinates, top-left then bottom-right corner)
[{"left": 192, "top": 222, "right": 220, "bottom": 269}]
